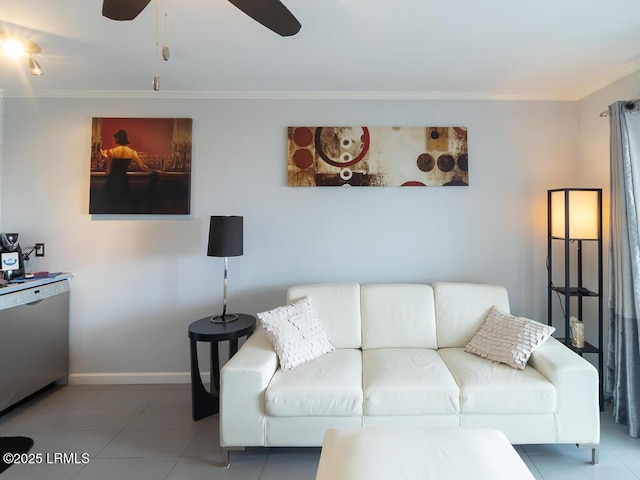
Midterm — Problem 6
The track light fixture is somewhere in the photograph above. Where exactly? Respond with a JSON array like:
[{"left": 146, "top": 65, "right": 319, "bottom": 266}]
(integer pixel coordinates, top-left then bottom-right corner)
[
  {"left": 0, "top": 33, "right": 44, "bottom": 76},
  {"left": 27, "top": 41, "right": 43, "bottom": 76},
  {"left": 28, "top": 54, "right": 43, "bottom": 76}
]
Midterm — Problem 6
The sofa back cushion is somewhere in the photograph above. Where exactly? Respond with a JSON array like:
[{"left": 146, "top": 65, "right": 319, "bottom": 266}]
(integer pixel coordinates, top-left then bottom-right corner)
[
  {"left": 287, "top": 282, "right": 362, "bottom": 349},
  {"left": 361, "top": 284, "right": 437, "bottom": 349},
  {"left": 433, "top": 282, "right": 510, "bottom": 348}
]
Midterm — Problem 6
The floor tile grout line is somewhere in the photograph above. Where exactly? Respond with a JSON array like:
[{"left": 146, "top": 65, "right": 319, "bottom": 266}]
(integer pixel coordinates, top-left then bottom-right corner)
[
  {"left": 522, "top": 450, "right": 544, "bottom": 479},
  {"left": 120, "top": 395, "right": 157, "bottom": 432},
  {"left": 257, "top": 447, "right": 272, "bottom": 480},
  {"left": 160, "top": 457, "right": 182, "bottom": 480},
  {"left": 607, "top": 447, "right": 640, "bottom": 479}
]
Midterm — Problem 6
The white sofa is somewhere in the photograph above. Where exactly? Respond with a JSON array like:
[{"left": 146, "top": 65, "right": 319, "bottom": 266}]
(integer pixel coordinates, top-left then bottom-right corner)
[{"left": 220, "top": 282, "right": 600, "bottom": 463}]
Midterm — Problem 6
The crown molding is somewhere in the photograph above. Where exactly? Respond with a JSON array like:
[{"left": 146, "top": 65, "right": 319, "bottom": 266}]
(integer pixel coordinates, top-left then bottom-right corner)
[
  {"left": 576, "top": 64, "right": 640, "bottom": 100},
  {"left": 0, "top": 89, "right": 580, "bottom": 102}
]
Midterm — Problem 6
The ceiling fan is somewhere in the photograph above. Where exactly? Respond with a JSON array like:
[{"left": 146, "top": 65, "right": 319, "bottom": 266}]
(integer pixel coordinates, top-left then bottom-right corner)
[{"left": 102, "top": 0, "right": 301, "bottom": 37}]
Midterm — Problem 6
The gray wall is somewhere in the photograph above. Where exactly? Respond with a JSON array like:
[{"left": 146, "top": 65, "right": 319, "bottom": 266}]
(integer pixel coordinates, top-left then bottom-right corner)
[{"left": 1, "top": 95, "right": 580, "bottom": 382}]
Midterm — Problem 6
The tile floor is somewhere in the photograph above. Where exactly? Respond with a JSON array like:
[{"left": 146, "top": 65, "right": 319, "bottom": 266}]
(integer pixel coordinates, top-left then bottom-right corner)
[{"left": 0, "top": 383, "right": 638, "bottom": 479}]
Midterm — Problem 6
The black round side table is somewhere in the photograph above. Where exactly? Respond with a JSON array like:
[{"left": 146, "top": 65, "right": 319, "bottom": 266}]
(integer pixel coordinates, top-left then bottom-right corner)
[{"left": 188, "top": 314, "right": 256, "bottom": 421}]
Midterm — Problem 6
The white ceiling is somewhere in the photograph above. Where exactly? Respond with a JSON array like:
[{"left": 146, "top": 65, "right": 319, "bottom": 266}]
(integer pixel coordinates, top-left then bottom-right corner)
[{"left": 1, "top": 0, "right": 639, "bottom": 99}]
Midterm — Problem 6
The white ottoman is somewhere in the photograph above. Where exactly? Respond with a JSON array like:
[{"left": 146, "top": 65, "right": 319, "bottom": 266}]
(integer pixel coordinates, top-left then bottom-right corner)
[{"left": 315, "top": 427, "right": 535, "bottom": 480}]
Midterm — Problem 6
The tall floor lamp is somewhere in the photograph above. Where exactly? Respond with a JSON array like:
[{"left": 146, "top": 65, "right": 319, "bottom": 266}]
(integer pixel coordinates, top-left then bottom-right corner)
[{"left": 207, "top": 216, "right": 243, "bottom": 323}]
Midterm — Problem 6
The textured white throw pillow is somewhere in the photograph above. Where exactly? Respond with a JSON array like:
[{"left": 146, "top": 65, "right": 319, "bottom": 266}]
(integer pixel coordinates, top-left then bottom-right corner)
[
  {"left": 258, "top": 296, "right": 334, "bottom": 370},
  {"left": 465, "top": 306, "right": 555, "bottom": 370}
]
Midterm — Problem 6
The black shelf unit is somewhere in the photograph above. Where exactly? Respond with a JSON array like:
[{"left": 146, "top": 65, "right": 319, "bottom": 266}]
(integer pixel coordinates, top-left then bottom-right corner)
[{"left": 547, "top": 188, "right": 603, "bottom": 409}]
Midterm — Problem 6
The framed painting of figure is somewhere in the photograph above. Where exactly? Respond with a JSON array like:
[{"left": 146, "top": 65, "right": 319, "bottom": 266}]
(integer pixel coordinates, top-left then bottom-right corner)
[{"left": 89, "top": 117, "right": 192, "bottom": 214}]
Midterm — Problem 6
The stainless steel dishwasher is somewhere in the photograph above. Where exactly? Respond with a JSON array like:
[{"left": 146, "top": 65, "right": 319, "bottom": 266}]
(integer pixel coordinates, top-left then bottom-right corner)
[{"left": 0, "top": 278, "right": 70, "bottom": 412}]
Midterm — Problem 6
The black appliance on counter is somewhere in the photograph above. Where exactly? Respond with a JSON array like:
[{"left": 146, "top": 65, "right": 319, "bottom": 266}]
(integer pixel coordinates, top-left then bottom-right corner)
[{"left": 0, "top": 233, "right": 25, "bottom": 280}]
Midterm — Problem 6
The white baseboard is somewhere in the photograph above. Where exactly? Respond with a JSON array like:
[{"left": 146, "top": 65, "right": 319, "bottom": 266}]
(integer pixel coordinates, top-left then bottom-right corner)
[{"left": 68, "top": 372, "right": 201, "bottom": 385}]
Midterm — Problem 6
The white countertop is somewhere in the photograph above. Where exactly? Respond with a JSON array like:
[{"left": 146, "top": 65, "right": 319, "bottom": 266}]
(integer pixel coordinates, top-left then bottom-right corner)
[{"left": 0, "top": 273, "right": 73, "bottom": 295}]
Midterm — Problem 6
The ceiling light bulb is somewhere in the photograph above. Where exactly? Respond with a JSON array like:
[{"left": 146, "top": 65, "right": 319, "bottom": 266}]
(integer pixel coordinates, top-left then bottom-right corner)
[
  {"left": 3, "top": 39, "right": 25, "bottom": 58},
  {"left": 28, "top": 55, "right": 44, "bottom": 76}
]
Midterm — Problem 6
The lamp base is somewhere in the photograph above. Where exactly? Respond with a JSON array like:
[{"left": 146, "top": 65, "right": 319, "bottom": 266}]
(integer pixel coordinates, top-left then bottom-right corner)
[{"left": 210, "top": 313, "right": 239, "bottom": 324}]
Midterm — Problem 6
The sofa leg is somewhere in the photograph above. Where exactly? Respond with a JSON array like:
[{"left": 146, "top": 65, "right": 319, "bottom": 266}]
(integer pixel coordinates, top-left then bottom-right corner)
[
  {"left": 577, "top": 444, "right": 599, "bottom": 465},
  {"left": 215, "top": 448, "right": 230, "bottom": 468}
]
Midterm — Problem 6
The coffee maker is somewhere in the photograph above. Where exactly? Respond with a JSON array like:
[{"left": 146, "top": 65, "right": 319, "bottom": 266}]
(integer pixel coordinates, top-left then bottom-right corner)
[{"left": 0, "top": 233, "right": 25, "bottom": 280}]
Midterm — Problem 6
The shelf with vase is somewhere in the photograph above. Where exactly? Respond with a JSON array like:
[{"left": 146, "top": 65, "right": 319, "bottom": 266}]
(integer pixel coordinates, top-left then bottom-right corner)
[{"left": 547, "top": 188, "right": 603, "bottom": 410}]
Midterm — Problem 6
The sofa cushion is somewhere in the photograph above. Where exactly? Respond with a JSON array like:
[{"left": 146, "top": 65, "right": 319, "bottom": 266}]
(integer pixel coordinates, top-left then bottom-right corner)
[
  {"left": 433, "top": 282, "right": 511, "bottom": 348},
  {"left": 438, "top": 348, "right": 556, "bottom": 414},
  {"left": 361, "top": 284, "right": 437, "bottom": 349},
  {"left": 258, "top": 296, "right": 334, "bottom": 370},
  {"left": 465, "top": 306, "right": 555, "bottom": 370},
  {"left": 265, "top": 349, "right": 363, "bottom": 417},
  {"left": 363, "top": 348, "right": 460, "bottom": 415},
  {"left": 287, "top": 283, "right": 362, "bottom": 349}
]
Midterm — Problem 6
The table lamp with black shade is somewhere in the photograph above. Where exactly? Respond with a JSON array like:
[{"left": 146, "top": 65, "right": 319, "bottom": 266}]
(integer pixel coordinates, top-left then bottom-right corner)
[{"left": 207, "top": 215, "right": 243, "bottom": 323}]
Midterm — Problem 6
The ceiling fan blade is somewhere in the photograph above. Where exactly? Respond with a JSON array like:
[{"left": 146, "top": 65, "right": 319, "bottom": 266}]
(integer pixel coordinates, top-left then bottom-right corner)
[
  {"left": 102, "top": 0, "right": 153, "bottom": 20},
  {"left": 228, "top": 0, "right": 301, "bottom": 37}
]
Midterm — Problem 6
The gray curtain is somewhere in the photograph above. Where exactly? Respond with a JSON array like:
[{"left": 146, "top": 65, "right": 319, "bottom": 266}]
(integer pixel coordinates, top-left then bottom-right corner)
[{"left": 605, "top": 100, "right": 640, "bottom": 438}]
